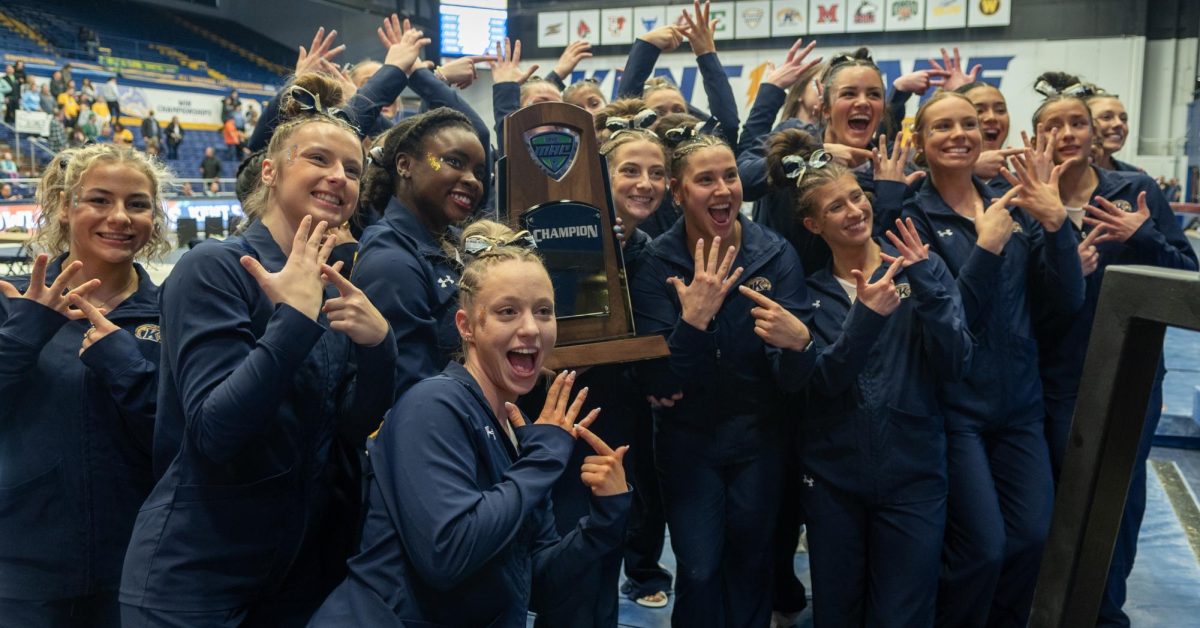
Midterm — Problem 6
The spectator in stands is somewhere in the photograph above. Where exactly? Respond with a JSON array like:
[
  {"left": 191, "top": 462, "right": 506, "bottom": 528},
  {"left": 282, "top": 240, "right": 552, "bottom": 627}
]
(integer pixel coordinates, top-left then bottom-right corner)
[
  {"left": 20, "top": 77, "right": 40, "bottom": 112},
  {"left": 99, "top": 77, "right": 122, "bottom": 124},
  {"left": 111, "top": 122, "right": 134, "bottom": 146},
  {"left": 141, "top": 110, "right": 162, "bottom": 152},
  {"left": 145, "top": 143, "right": 160, "bottom": 159},
  {"left": 79, "top": 27, "right": 100, "bottom": 57},
  {"left": 12, "top": 61, "right": 26, "bottom": 85},
  {"left": 205, "top": 179, "right": 222, "bottom": 196},
  {"left": 233, "top": 104, "right": 246, "bottom": 132},
  {"left": 220, "top": 95, "right": 236, "bottom": 122},
  {"left": 48, "top": 107, "right": 68, "bottom": 153},
  {"left": 57, "top": 89, "right": 79, "bottom": 126},
  {"left": 69, "top": 128, "right": 88, "bottom": 148},
  {"left": 0, "top": 153, "right": 17, "bottom": 180},
  {"left": 39, "top": 85, "right": 55, "bottom": 115},
  {"left": 0, "top": 66, "right": 15, "bottom": 124},
  {"left": 222, "top": 117, "right": 240, "bottom": 159},
  {"left": 1166, "top": 177, "right": 1182, "bottom": 202},
  {"left": 199, "top": 146, "right": 221, "bottom": 179},
  {"left": 49, "top": 71, "right": 67, "bottom": 98},
  {"left": 77, "top": 103, "right": 100, "bottom": 141},
  {"left": 61, "top": 63, "right": 73, "bottom": 90},
  {"left": 79, "top": 78, "right": 96, "bottom": 105},
  {"left": 244, "top": 106, "right": 258, "bottom": 141},
  {"left": 165, "top": 116, "right": 184, "bottom": 160},
  {"left": 178, "top": 181, "right": 194, "bottom": 197},
  {"left": 0, "top": 183, "right": 18, "bottom": 200}
]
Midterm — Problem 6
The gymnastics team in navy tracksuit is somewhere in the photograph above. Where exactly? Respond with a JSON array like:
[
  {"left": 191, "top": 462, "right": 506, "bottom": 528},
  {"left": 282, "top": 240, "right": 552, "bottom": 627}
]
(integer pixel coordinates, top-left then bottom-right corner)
[
  {"left": 353, "top": 108, "right": 488, "bottom": 397},
  {"left": 0, "top": 144, "right": 169, "bottom": 628},
  {"left": 632, "top": 132, "right": 816, "bottom": 627},
  {"left": 761, "top": 128, "right": 973, "bottom": 626},
  {"left": 310, "top": 221, "right": 631, "bottom": 628},
  {"left": 901, "top": 91, "right": 1085, "bottom": 627},
  {"left": 120, "top": 79, "right": 397, "bottom": 627},
  {"left": 1027, "top": 76, "right": 1199, "bottom": 626}
]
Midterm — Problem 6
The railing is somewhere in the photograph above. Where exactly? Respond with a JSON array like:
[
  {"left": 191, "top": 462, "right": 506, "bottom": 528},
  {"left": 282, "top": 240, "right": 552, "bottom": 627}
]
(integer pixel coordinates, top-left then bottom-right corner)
[
  {"left": 0, "top": 120, "right": 55, "bottom": 165},
  {"left": 0, "top": 176, "right": 240, "bottom": 199}
]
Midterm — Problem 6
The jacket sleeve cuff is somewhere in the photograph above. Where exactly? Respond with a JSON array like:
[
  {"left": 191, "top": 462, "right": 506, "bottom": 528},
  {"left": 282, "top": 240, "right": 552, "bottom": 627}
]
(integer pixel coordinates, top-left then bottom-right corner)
[
  {"left": 260, "top": 303, "right": 327, "bottom": 363},
  {"left": 80, "top": 328, "right": 144, "bottom": 380},
  {"left": 668, "top": 315, "right": 718, "bottom": 355},
  {"left": 586, "top": 489, "right": 633, "bottom": 531},
  {"left": 1, "top": 298, "right": 68, "bottom": 347},
  {"left": 514, "top": 423, "right": 576, "bottom": 468}
]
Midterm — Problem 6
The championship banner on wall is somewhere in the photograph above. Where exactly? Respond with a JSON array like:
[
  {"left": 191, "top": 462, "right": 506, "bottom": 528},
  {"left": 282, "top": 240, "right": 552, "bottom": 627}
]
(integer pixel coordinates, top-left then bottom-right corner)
[
  {"left": 808, "top": 0, "right": 847, "bottom": 33},
  {"left": 538, "top": 11, "right": 569, "bottom": 48},
  {"left": 567, "top": 10, "right": 600, "bottom": 42},
  {"left": 885, "top": 0, "right": 925, "bottom": 31},
  {"left": 846, "top": 0, "right": 885, "bottom": 33},
  {"left": 538, "top": 0, "right": 1006, "bottom": 41},
  {"left": 925, "top": 0, "right": 967, "bottom": 29},
  {"left": 633, "top": 7, "right": 668, "bottom": 36},
  {"left": 770, "top": 0, "right": 808, "bottom": 36},
  {"left": 521, "top": 35, "right": 1145, "bottom": 157},
  {"left": 736, "top": 1, "right": 772, "bottom": 39},
  {"left": 600, "top": 8, "right": 634, "bottom": 45}
]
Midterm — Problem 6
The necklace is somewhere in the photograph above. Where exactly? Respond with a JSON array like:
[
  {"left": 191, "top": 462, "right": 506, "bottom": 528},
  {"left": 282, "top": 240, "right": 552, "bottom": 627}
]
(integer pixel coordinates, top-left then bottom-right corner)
[{"left": 76, "top": 270, "right": 138, "bottom": 311}]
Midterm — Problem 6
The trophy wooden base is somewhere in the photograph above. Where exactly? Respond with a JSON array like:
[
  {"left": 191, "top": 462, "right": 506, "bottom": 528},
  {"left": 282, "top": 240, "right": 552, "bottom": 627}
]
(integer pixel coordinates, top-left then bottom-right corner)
[{"left": 544, "top": 335, "right": 670, "bottom": 370}]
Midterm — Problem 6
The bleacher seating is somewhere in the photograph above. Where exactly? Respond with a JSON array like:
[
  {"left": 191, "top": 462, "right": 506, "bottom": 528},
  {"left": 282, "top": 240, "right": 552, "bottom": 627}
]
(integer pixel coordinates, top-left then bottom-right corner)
[{"left": 0, "top": 0, "right": 293, "bottom": 85}]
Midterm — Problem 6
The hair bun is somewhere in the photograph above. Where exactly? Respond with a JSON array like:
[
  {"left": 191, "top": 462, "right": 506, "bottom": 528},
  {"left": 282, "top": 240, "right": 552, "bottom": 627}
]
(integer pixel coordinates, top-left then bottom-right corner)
[
  {"left": 278, "top": 73, "right": 346, "bottom": 120},
  {"left": 765, "top": 128, "right": 824, "bottom": 188}
]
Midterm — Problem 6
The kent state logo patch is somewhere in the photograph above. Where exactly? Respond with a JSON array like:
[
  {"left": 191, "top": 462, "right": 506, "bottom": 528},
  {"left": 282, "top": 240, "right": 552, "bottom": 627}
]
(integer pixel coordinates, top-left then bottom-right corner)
[
  {"left": 1011, "top": 223, "right": 1024, "bottom": 234},
  {"left": 134, "top": 324, "right": 161, "bottom": 343},
  {"left": 1113, "top": 199, "right": 1134, "bottom": 213},
  {"left": 744, "top": 276, "right": 772, "bottom": 293},
  {"left": 895, "top": 282, "right": 912, "bottom": 299}
]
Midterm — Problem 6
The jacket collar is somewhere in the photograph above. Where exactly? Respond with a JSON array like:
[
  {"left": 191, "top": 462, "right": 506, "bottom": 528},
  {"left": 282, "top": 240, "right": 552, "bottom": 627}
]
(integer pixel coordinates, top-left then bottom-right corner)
[
  {"left": 242, "top": 219, "right": 288, "bottom": 271},
  {"left": 382, "top": 196, "right": 451, "bottom": 260},
  {"left": 442, "top": 361, "right": 519, "bottom": 459},
  {"left": 914, "top": 175, "right": 998, "bottom": 220},
  {"left": 41, "top": 252, "right": 159, "bottom": 319},
  {"left": 648, "top": 212, "right": 782, "bottom": 275},
  {"left": 1091, "top": 165, "right": 1139, "bottom": 200}
]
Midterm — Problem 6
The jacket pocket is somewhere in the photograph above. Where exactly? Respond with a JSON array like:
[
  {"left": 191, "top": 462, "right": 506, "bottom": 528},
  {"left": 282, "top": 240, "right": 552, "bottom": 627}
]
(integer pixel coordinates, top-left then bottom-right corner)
[
  {"left": 882, "top": 407, "right": 947, "bottom": 501},
  {"left": 147, "top": 467, "right": 296, "bottom": 603},
  {"left": 0, "top": 461, "right": 73, "bottom": 588}
]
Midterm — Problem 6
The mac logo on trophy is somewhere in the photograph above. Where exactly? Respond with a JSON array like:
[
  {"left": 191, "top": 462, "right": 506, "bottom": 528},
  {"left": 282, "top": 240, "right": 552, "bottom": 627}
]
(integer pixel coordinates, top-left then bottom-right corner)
[{"left": 497, "top": 102, "right": 668, "bottom": 369}]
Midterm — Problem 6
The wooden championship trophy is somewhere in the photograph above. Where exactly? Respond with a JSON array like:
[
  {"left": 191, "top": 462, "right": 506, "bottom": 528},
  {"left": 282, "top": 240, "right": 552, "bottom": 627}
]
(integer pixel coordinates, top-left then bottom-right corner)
[{"left": 497, "top": 101, "right": 668, "bottom": 370}]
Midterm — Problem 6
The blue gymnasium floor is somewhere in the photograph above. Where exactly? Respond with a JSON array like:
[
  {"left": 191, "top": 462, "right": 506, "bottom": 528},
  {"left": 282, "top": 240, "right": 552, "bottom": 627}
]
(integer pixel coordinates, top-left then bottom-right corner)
[
  {"left": 575, "top": 326, "right": 1200, "bottom": 628},
  {"left": 593, "top": 454, "right": 1200, "bottom": 628}
]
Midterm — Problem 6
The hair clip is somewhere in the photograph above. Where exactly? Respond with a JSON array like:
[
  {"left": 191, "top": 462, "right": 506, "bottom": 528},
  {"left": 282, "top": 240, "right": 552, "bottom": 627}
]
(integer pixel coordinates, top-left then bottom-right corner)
[
  {"left": 829, "top": 52, "right": 875, "bottom": 69},
  {"left": 781, "top": 149, "right": 833, "bottom": 187},
  {"left": 368, "top": 146, "right": 385, "bottom": 167},
  {"left": 288, "top": 84, "right": 361, "bottom": 133},
  {"left": 1034, "top": 79, "right": 1094, "bottom": 99},
  {"left": 462, "top": 230, "right": 539, "bottom": 256},
  {"left": 664, "top": 121, "right": 704, "bottom": 147},
  {"left": 605, "top": 108, "right": 659, "bottom": 132}
]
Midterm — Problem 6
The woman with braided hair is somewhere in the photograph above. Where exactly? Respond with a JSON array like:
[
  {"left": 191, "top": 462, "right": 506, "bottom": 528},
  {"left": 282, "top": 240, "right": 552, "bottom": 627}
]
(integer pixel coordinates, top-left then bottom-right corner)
[
  {"left": 120, "top": 73, "right": 397, "bottom": 627},
  {"left": 311, "top": 220, "right": 631, "bottom": 627},
  {"left": 354, "top": 106, "right": 487, "bottom": 399}
]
